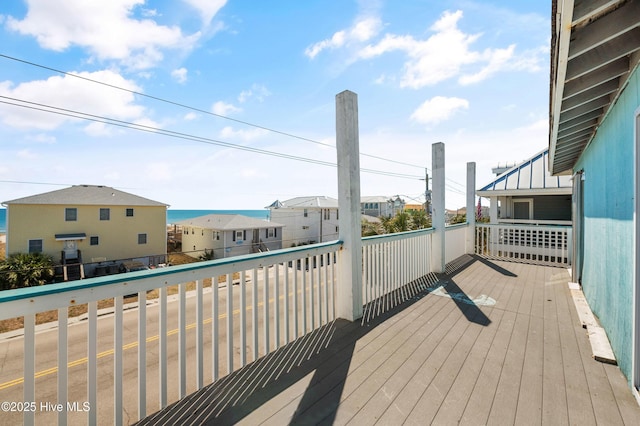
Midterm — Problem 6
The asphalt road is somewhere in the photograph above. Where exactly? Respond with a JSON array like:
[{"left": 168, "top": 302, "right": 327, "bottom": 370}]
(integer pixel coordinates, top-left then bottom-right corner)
[{"left": 0, "top": 264, "right": 335, "bottom": 425}]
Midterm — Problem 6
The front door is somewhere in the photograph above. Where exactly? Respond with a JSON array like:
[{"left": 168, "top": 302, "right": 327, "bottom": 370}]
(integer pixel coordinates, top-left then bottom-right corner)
[{"left": 63, "top": 240, "right": 78, "bottom": 259}]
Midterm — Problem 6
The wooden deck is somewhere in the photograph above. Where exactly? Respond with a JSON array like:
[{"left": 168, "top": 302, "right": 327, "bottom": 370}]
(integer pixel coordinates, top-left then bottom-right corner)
[{"left": 137, "top": 255, "right": 640, "bottom": 425}]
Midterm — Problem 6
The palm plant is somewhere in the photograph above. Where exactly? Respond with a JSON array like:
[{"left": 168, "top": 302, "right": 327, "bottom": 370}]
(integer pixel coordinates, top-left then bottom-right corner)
[{"left": 0, "top": 252, "right": 55, "bottom": 290}]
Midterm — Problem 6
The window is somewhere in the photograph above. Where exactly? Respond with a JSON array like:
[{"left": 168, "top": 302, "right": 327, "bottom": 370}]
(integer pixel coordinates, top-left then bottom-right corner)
[
  {"left": 267, "top": 228, "right": 274, "bottom": 238},
  {"left": 302, "top": 226, "right": 310, "bottom": 230},
  {"left": 336, "top": 209, "right": 339, "bottom": 220},
  {"left": 100, "top": 208, "right": 110, "bottom": 221},
  {"left": 303, "top": 209, "right": 308, "bottom": 217},
  {"left": 28, "top": 239, "right": 43, "bottom": 253},
  {"left": 126, "top": 208, "right": 134, "bottom": 217},
  {"left": 213, "top": 231, "right": 220, "bottom": 240},
  {"left": 65, "top": 208, "right": 77, "bottom": 221},
  {"left": 138, "top": 233, "right": 147, "bottom": 244},
  {"left": 324, "top": 209, "right": 330, "bottom": 220},
  {"left": 90, "top": 236, "right": 99, "bottom": 245},
  {"left": 233, "top": 230, "right": 244, "bottom": 241}
]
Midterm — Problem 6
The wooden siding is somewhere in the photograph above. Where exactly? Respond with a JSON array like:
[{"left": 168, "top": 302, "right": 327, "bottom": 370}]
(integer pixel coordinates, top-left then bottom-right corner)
[{"left": 574, "top": 66, "right": 639, "bottom": 383}]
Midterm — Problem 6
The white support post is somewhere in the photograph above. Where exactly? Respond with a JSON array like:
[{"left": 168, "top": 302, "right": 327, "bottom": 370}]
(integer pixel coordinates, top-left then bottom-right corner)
[
  {"left": 466, "top": 162, "right": 476, "bottom": 254},
  {"left": 489, "top": 196, "right": 498, "bottom": 224},
  {"left": 336, "top": 90, "right": 363, "bottom": 321},
  {"left": 431, "top": 142, "right": 446, "bottom": 273}
]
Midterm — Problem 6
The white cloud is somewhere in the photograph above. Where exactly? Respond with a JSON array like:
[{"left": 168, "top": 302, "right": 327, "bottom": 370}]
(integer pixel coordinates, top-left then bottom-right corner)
[
  {"left": 6, "top": 0, "right": 200, "bottom": 70},
  {"left": 311, "top": 9, "right": 537, "bottom": 89},
  {"left": 182, "top": 0, "right": 226, "bottom": 25},
  {"left": 17, "top": 149, "right": 36, "bottom": 159},
  {"left": 171, "top": 67, "right": 188, "bottom": 84},
  {"left": 238, "top": 84, "right": 271, "bottom": 103},
  {"left": 212, "top": 101, "right": 242, "bottom": 116},
  {"left": 305, "top": 16, "right": 382, "bottom": 59},
  {"left": 219, "top": 126, "right": 268, "bottom": 141},
  {"left": 184, "top": 112, "right": 198, "bottom": 121},
  {"left": 410, "top": 96, "right": 469, "bottom": 125},
  {"left": 0, "top": 70, "right": 149, "bottom": 131},
  {"left": 27, "top": 133, "right": 57, "bottom": 144}
]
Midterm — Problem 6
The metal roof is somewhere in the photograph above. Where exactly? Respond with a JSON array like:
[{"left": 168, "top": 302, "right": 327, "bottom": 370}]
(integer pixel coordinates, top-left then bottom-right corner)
[
  {"left": 549, "top": 0, "right": 640, "bottom": 175},
  {"left": 477, "top": 149, "right": 572, "bottom": 196},
  {"left": 177, "top": 214, "right": 283, "bottom": 230},
  {"left": 2, "top": 185, "right": 168, "bottom": 207},
  {"left": 273, "top": 196, "right": 339, "bottom": 209}
]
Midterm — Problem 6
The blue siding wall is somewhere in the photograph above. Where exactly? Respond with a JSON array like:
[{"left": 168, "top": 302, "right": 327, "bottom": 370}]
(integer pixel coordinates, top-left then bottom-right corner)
[{"left": 574, "top": 67, "right": 639, "bottom": 383}]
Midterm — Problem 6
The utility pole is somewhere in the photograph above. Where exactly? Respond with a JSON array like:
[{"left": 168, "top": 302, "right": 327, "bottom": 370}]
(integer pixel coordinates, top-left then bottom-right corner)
[{"left": 424, "top": 168, "right": 431, "bottom": 217}]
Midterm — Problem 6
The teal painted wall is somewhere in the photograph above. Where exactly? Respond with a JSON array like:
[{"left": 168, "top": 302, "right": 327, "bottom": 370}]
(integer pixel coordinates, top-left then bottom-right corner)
[{"left": 574, "top": 67, "right": 640, "bottom": 383}]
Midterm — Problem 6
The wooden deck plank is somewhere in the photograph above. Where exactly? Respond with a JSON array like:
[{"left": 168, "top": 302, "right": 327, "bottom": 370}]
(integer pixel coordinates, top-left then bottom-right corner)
[
  {"left": 136, "top": 258, "right": 640, "bottom": 426},
  {"left": 513, "top": 264, "right": 546, "bottom": 424},
  {"left": 541, "top": 267, "right": 570, "bottom": 424},
  {"left": 553, "top": 270, "right": 598, "bottom": 425}
]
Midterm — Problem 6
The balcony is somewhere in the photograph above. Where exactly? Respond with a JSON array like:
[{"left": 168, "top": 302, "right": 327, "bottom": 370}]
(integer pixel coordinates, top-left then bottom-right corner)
[
  {"left": 1, "top": 92, "right": 639, "bottom": 425},
  {"left": 1, "top": 223, "right": 639, "bottom": 425}
]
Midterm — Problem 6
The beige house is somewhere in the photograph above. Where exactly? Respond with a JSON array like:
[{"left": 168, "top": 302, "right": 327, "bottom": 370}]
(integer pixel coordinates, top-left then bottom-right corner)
[
  {"left": 2, "top": 185, "right": 168, "bottom": 278},
  {"left": 178, "top": 214, "right": 283, "bottom": 259}
]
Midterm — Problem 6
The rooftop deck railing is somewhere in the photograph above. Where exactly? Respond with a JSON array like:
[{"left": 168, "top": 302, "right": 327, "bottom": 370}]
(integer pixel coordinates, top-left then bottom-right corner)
[
  {"left": 475, "top": 223, "right": 572, "bottom": 267},
  {"left": 0, "top": 241, "right": 341, "bottom": 426}
]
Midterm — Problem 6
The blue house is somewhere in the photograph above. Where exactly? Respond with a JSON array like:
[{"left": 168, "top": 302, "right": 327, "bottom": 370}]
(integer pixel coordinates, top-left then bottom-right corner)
[{"left": 549, "top": 0, "right": 640, "bottom": 396}]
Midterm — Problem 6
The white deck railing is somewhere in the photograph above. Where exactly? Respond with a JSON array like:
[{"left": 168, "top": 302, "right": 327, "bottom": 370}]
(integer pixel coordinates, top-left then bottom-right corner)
[
  {"left": 475, "top": 223, "right": 572, "bottom": 267},
  {"left": 445, "top": 223, "right": 468, "bottom": 264},
  {"left": 361, "top": 228, "right": 434, "bottom": 322},
  {"left": 0, "top": 223, "right": 476, "bottom": 425},
  {"left": 0, "top": 241, "right": 341, "bottom": 426}
]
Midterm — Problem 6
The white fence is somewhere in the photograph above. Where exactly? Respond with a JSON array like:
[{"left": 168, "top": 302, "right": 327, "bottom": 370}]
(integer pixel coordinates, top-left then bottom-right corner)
[
  {"left": 361, "top": 229, "right": 434, "bottom": 322},
  {"left": 445, "top": 223, "right": 468, "bottom": 264},
  {"left": 0, "top": 223, "right": 476, "bottom": 425},
  {"left": 475, "top": 223, "right": 572, "bottom": 267},
  {"left": 0, "top": 241, "right": 340, "bottom": 426}
]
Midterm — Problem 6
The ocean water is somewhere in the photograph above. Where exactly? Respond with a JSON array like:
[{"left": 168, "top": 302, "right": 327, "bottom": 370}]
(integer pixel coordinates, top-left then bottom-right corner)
[
  {"left": 0, "top": 209, "right": 269, "bottom": 233},
  {"left": 167, "top": 209, "right": 269, "bottom": 223}
]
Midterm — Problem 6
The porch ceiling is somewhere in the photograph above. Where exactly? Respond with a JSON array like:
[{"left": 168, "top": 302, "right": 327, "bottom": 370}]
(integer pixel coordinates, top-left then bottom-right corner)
[{"left": 549, "top": 0, "right": 640, "bottom": 175}]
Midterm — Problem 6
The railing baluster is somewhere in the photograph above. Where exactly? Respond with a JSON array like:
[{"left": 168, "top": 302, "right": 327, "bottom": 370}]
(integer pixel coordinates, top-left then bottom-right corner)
[
  {"left": 264, "top": 267, "right": 270, "bottom": 354},
  {"left": 284, "top": 263, "right": 290, "bottom": 345},
  {"left": 252, "top": 268, "right": 259, "bottom": 361},
  {"left": 114, "top": 295, "right": 123, "bottom": 426},
  {"left": 293, "top": 263, "right": 299, "bottom": 338},
  {"left": 274, "top": 263, "right": 280, "bottom": 349},
  {"left": 317, "top": 255, "right": 322, "bottom": 325},
  {"left": 138, "top": 290, "right": 147, "bottom": 419},
  {"left": 159, "top": 286, "right": 167, "bottom": 408},
  {"left": 310, "top": 256, "right": 316, "bottom": 329},
  {"left": 88, "top": 301, "right": 97, "bottom": 425},
  {"left": 302, "top": 262, "right": 307, "bottom": 334},
  {"left": 212, "top": 276, "right": 219, "bottom": 381},
  {"left": 23, "top": 313, "right": 35, "bottom": 426},
  {"left": 58, "top": 307, "right": 68, "bottom": 426},
  {"left": 240, "top": 272, "right": 247, "bottom": 366},
  {"left": 179, "top": 282, "right": 186, "bottom": 398},
  {"left": 226, "top": 273, "right": 233, "bottom": 374},
  {"left": 196, "top": 279, "right": 203, "bottom": 388}
]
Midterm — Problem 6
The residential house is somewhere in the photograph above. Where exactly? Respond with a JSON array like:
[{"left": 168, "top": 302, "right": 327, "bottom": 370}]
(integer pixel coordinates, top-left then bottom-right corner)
[
  {"left": 361, "top": 195, "right": 405, "bottom": 217},
  {"left": 477, "top": 148, "right": 572, "bottom": 225},
  {"left": 178, "top": 214, "right": 283, "bottom": 259},
  {"left": 549, "top": 0, "right": 640, "bottom": 394},
  {"left": 268, "top": 196, "right": 339, "bottom": 247},
  {"left": 2, "top": 185, "right": 168, "bottom": 279}
]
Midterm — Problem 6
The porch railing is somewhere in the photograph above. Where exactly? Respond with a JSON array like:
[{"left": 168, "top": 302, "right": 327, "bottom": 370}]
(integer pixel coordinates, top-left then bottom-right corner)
[
  {"left": 0, "top": 223, "right": 474, "bottom": 425},
  {"left": 475, "top": 223, "right": 572, "bottom": 267},
  {"left": 0, "top": 241, "right": 341, "bottom": 426}
]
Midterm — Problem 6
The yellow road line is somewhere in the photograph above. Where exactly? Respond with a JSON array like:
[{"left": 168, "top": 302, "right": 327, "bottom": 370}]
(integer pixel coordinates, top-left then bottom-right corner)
[{"left": 0, "top": 283, "right": 317, "bottom": 391}]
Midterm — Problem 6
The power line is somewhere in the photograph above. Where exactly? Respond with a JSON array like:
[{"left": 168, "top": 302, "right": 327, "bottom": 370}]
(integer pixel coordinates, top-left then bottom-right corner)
[
  {"left": 0, "top": 96, "right": 424, "bottom": 181},
  {"left": 0, "top": 53, "right": 427, "bottom": 170}
]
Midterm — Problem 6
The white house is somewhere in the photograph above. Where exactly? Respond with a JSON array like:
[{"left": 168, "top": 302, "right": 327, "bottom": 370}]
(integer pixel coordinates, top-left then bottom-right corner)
[
  {"left": 476, "top": 149, "right": 572, "bottom": 225},
  {"left": 267, "top": 196, "right": 339, "bottom": 247},
  {"left": 178, "top": 214, "right": 284, "bottom": 259},
  {"left": 360, "top": 195, "right": 405, "bottom": 217}
]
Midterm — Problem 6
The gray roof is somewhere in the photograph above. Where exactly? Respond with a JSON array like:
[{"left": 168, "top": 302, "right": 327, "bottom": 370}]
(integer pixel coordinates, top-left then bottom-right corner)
[
  {"left": 177, "top": 214, "right": 283, "bottom": 230},
  {"left": 477, "top": 149, "right": 572, "bottom": 196},
  {"left": 2, "top": 185, "right": 168, "bottom": 207},
  {"left": 274, "top": 196, "right": 339, "bottom": 209}
]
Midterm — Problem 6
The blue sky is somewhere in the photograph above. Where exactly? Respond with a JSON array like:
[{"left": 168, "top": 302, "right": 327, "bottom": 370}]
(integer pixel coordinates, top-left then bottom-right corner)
[{"left": 0, "top": 0, "right": 550, "bottom": 209}]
